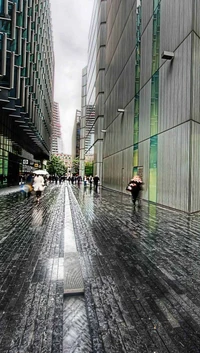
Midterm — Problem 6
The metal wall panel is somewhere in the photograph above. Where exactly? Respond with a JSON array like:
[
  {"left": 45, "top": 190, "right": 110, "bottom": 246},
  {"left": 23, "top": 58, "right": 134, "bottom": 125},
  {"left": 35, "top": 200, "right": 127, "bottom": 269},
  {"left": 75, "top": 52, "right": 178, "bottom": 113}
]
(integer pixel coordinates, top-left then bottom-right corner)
[
  {"left": 190, "top": 121, "right": 200, "bottom": 212},
  {"left": 139, "top": 81, "right": 151, "bottom": 142},
  {"left": 157, "top": 122, "right": 190, "bottom": 212},
  {"left": 106, "top": 0, "right": 121, "bottom": 40},
  {"left": 96, "top": 92, "right": 105, "bottom": 119},
  {"left": 105, "top": 51, "right": 135, "bottom": 128},
  {"left": 191, "top": 33, "right": 200, "bottom": 123},
  {"left": 158, "top": 35, "right": 192, "bottom": 133},
  {"left": 140, "top": 17, "right": 153, "bottom": 88},
  {"left": 103, "top": 146, "right": 133, "bottom": 192},
  {"left": 193, "top": 0, "right": 200, "bottom": 36},
  {"left": 94, "top": 139, "right": 103, "bottom": 180},
  {"left": 141, "top": 0, "right": 153, "bottom": 34},
  {"left": 105, "top": 1, "right": 136, "bottom": 100},
  {"left": 160, "top": 0, "right": 193, "bottom": 57},
  {"left": 96, "top": 46, "right": 106, "bottom": 71},
  {"left": 103, "top": 99, "right": 134, "bottom": 159},
  {"left": 138, "top": 139, "right": 150, "bottom": 201}
]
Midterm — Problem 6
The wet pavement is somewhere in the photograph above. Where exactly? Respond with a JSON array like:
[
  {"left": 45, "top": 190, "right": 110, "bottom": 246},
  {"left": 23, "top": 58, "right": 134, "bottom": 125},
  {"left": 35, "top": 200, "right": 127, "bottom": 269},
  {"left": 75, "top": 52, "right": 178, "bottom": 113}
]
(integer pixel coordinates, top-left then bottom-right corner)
[
  {"left": 69, "top": 184, "right": 200, "bottom": 353},
  {"left": 1, "top": 183, "right": 200, "bottom": 352},
  {"left": 0, "top": 185, "right": 65, "bottom": 353}
]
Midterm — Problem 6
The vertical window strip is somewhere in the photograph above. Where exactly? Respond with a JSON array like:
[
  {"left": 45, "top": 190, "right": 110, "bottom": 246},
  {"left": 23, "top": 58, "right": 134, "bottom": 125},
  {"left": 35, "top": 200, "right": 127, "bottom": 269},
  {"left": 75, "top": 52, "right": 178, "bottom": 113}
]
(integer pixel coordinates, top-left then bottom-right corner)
[
  {"left": 152, "top": 1, "right": 160, "bottom": 75},
  {"left": 149, "top": 135, "right": 158, "bottom": 202},
  {"left": 133, "top": 2, "right": 141, "bottom": 173},
  {"left": 149, "top": 0, "right": 160, "bottom": 202}
]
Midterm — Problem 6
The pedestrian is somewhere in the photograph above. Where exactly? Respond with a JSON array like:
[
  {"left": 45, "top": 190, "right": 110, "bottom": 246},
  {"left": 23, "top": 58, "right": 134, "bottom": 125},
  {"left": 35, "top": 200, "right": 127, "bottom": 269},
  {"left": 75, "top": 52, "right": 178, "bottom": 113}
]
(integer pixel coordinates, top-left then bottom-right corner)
[
  {"left": 89, "top": 175, "right": 93, "bottom": 189},
  {"left": 33, "top": 174, "right": 45, "bottom": 203},
  {"left": 77, "top": 175, "right": 81, "bottom": 186},
  {"left": 83, "top": 176, "right": 87, "bottom": 187},
  {"left": 25, "top": 173, "right": 33, "bottom": 197},
  {"left": 93, "top": 175, "right": 100, "bottom": 192},
  {"left": 127, "top": 175, "right": 143, "bottom": 206}
]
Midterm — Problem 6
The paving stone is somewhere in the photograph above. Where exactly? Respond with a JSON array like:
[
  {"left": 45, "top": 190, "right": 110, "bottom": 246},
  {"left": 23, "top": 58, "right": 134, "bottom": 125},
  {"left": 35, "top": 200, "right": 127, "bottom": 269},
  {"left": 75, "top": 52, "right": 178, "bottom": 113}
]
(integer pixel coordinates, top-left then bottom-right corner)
[
  {"left": 2, "top": 181, "right": 200, "bottom": 352},
  {"left": 68, "top": 184, "right": 200, "bottom": 353}
]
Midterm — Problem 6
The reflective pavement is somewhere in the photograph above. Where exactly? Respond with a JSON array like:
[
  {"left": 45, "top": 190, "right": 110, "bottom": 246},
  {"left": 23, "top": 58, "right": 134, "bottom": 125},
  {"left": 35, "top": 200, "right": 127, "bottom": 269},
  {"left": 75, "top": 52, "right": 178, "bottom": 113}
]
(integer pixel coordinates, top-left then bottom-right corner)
[
  {"left": 0, "top": 184, "right": 92, "bottom": 353},
  {"left": 1, "top": 183, "right": 200, "bottom": 352},
  {"left": 69, "top": 184, "right": 200, "bottom": 353}
]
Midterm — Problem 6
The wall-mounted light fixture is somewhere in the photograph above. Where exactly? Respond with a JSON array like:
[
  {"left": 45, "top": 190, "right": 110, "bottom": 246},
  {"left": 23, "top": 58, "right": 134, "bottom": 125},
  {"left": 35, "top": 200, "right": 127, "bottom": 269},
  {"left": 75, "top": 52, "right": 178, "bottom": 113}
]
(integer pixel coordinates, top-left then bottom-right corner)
[
  {"left": 101, "top": 129, "right": 107, "bottom": 133},
  {"left": 161, "top": 51, "right": 174, "bottom": 60},
  {"left": 117, "top": 108, "right": 125, "bottom": 113}
]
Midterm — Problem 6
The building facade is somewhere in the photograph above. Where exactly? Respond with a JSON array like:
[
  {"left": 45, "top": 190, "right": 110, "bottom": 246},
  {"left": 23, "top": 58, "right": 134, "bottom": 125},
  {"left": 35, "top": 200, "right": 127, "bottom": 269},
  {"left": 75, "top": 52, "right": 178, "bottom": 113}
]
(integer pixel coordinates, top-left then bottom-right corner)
[
  {"left": 0, "top": 0, "right": 54, "bottom": 186},
  {"left": 79, "top": 67, "right": 87, "bottom": 178},
  {"left": 88, "top": 0, "right": 200, "bottom": 213},
  {"left": 51, "top": 102, "right": 62, "bottom": 155},
  {"left": 71, "top": 109, "right": 81, "bottom": 160}
]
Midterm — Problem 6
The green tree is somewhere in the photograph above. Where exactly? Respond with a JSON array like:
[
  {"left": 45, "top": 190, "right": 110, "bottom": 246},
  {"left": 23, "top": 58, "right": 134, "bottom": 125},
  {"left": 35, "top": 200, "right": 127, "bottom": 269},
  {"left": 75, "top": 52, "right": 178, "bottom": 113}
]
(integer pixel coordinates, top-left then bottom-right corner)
[
  {"left": 72, "top": 157, "right": 80, "bottom": 174},
  {"left": 47, "top": 155, "right": 66, "bottom": 176},
  {"left": 85, "top": 161, "right": 93, "bottom": 177}
]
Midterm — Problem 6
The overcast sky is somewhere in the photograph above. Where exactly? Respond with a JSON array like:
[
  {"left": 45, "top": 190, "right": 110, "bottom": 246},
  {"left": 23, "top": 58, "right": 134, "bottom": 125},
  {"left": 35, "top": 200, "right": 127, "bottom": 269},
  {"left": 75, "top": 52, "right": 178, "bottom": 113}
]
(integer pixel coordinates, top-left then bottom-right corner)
[{"left": 50, "top": 0, "right": 94, "bottom": 154}]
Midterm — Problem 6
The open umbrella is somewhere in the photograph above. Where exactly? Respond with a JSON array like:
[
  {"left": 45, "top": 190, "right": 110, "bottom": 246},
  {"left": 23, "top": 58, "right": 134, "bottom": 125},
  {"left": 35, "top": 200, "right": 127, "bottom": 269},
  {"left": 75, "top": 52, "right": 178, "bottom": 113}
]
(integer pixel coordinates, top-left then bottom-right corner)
[{"left": 34, "top": 169, "right": 49, "bottom": 175}]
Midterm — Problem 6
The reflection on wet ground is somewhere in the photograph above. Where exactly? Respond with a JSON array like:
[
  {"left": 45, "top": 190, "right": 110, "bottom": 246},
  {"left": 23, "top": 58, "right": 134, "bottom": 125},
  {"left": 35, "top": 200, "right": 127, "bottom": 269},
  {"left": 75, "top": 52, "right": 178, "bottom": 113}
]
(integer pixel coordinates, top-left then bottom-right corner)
[
  {"left": 69, "top": 184, "right": 200, "bottom": 353},
  {"left": 0, "top": 185, "right": 65, "bottom": 353},
  {"left": 2, "top": 182, "right": 200, "bottom": 352}
]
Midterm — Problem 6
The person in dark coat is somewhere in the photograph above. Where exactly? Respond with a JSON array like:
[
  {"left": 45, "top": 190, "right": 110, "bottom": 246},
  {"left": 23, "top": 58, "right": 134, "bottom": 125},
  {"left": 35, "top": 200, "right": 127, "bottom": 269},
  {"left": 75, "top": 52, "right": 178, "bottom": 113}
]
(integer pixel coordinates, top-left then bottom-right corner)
[
  {"left": 128, "top": 175, "right": 143, "bottom": 205},
  {"left": 93, "top": 175, "right": 100, "bottom": 192}
]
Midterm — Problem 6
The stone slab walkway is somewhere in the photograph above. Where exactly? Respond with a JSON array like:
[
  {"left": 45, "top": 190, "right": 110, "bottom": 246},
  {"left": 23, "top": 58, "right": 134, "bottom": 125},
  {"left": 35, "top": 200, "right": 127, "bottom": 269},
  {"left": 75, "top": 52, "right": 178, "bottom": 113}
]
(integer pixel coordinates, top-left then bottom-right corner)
[{"left": 69, "top": 184, "right": 200, "bottom": 353}]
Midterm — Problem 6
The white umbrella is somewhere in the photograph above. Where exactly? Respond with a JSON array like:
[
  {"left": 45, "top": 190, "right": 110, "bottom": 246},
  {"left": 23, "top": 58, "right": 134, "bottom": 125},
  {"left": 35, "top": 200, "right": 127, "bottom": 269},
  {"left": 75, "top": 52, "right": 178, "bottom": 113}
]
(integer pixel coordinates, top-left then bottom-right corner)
[{"left": 34, "top": 169, "right": 49, "bottom": 175}]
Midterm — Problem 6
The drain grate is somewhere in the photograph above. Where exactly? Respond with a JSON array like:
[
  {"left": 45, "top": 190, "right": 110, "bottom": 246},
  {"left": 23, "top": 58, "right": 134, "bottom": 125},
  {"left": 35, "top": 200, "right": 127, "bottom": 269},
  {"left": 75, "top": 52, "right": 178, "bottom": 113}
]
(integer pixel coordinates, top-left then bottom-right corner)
[{"left": 64, "top": 252, "right": 84, "bottom": 295}]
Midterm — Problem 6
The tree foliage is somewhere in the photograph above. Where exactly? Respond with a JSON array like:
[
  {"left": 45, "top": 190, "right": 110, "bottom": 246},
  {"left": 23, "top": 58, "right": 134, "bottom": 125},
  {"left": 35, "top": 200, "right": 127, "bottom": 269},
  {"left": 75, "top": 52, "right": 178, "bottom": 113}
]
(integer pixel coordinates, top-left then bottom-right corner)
[
  {"left": 85, "top": 161, "right": 93, "bottom": 176},
  {"left": 72, "top": 157, "right": 80, "bottom": 174},
  {"left": 47, "top": 155, "right": 66, "bottom": 176}
]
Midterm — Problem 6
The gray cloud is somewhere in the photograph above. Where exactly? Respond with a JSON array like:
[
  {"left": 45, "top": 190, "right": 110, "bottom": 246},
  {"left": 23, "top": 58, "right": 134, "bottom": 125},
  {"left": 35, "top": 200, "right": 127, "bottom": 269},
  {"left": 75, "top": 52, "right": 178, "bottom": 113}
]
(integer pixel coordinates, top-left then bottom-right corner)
[{"left": 50, "top": 0, "right": 93, "bottom": 153}]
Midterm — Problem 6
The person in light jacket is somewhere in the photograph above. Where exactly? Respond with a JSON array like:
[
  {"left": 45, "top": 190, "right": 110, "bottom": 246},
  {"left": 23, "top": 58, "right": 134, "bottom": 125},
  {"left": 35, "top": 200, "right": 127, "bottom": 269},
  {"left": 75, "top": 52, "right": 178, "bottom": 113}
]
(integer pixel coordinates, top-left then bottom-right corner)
[{"left": 33, "top": 174, "right": 45, "bottom": 202}]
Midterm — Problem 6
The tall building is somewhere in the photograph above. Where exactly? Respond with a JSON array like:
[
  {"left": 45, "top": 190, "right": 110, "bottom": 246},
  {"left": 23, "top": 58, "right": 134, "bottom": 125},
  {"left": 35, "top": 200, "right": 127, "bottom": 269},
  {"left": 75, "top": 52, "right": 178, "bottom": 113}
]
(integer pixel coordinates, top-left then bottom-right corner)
[
  {"left": 51, "top": 102, "right": 63, "bottom": 154},
  {"left": 88, "top": 0, "right": 200, "bottom": 213},
  {"left": 91, "top": 0, "right": 106, "bottom": 181},
  {"left": 71, "top": 109, "right": 81, "bottom": 161},
  {"left": 0, "top": 0, "right": 54, "bottom": 186},
  {"left": 79, "top": 67, "right": 87, "bottom": 178}
]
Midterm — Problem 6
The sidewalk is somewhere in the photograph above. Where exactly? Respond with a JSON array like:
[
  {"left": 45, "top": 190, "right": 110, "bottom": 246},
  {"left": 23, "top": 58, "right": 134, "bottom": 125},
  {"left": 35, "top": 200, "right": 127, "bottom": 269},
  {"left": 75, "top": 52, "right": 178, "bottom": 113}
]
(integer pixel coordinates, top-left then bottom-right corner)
[
  {"left": 69, "top": 184, "right": 200, "bottom": 353},
  {"left": 1, "top": 183, "right": 200, "bottom": 352}
]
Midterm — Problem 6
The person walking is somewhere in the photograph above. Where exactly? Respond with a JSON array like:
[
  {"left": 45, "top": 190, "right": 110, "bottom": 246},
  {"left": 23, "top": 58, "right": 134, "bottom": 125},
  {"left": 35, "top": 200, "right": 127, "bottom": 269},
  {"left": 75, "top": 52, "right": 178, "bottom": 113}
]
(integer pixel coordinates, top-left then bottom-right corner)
[
  {"left": 33, "top": 174, "right": 45, "bottom": 203},
  {"left": 93, "top": 175, "right": 100, "bottom": 192},
  {"left": 89, "top": 175, "right": 93, "bottom": 189},
  {"left": 25, "top": 173, "right": 33, "bottom": 197},
  {"left": 128, "top": 175, "right": 143, "bottom": 206}
]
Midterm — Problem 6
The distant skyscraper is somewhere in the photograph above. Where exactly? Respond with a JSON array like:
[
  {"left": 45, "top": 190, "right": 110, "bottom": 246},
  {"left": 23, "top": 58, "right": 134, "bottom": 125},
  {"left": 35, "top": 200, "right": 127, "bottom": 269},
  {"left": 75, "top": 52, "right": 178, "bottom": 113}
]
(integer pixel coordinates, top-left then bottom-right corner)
[
  {"left": 72, "top": 109, "right": 81, "bottom": 160},
  {"left": 79, "top": 67, "right": 87, "bottom": 178},
  {"left": 51, "top": 102, "right": 62, "bottom": 154}
]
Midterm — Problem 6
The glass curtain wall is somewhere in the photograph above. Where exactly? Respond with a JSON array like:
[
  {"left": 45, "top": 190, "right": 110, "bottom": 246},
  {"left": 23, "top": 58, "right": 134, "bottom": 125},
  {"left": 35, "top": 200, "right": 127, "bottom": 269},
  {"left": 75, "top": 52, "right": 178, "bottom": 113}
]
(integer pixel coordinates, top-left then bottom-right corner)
[
  {"left": 149, "top": 0, "right": 160, "bottom": 202},
  {"left": 133, "top": 2, "right": 141, "bottom": 177}
]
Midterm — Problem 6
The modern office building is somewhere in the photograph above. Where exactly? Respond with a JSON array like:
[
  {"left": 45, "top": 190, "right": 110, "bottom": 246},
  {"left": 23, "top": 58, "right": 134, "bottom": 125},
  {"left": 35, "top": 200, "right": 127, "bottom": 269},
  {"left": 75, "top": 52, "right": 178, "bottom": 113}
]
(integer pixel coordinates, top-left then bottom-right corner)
[
  {"left": 85, "top": 0, "right": 106, "bottom": 181},
  {"left": 0, "top": 0, "right": 54, "bottom": 186},
  {"left": 51, "top": 102, "right": 62, "bottom": 155},
  {"left": 71, "top": 109, "right": 81, "bottom": 161},
  {"left": 79, "top": 67, "right": 87, "bottom": 178},
  {"left": 88, "top": 0, "right": 200, "bottom": 213}
]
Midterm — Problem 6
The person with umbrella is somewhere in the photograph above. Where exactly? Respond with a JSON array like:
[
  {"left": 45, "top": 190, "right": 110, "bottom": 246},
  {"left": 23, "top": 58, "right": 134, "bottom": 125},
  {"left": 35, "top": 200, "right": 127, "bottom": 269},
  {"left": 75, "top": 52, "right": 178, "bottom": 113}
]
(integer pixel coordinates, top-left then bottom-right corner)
[{"left": 33, "top": 173, "right": 45, "bottom": 203}]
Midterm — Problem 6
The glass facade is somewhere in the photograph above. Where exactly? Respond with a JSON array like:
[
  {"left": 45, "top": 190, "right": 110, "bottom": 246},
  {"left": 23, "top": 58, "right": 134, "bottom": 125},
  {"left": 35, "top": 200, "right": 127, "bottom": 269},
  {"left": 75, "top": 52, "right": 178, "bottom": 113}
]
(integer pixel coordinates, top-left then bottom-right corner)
[
  {"left": 0, "top": 0, "right": 54, "bottom": 186},
  {"left": 149, "top": 135, "right": 158, "bottom": 202},
  {"left": 84, "top": 0, "right": 98, "bottom": 157},
  {"left": 133, "top": 2, "right": 141, "bottom": 176},
  {"left": 149, "top": 0, "right": 160, "bottom": 202}
]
